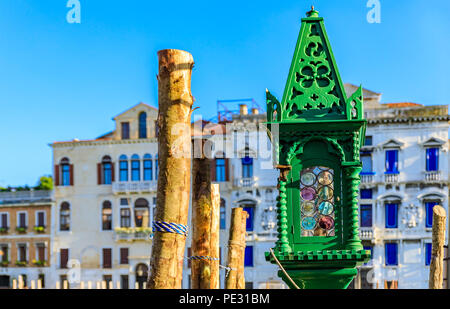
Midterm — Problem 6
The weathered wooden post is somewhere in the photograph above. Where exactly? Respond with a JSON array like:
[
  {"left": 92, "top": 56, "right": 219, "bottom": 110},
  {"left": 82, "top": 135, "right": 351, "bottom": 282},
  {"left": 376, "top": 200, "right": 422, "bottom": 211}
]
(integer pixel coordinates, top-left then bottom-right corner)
[
  {"left": 148, "top": 49, "right": 195, "bottom": 289},
  {"left": 429, "top": 205, "right": 446, "bottom": 289},
  {"left": 191, "top": 150, "right": 220, "bottom": 289},
  {"left": 225, "top": 208, "right": 248, "bottom": 289}
]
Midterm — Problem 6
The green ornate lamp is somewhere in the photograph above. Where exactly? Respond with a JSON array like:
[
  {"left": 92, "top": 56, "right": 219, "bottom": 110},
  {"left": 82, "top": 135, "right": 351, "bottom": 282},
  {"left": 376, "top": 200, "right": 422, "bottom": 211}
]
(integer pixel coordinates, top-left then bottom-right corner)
[{"left": 265, "top": 7, "right": 370, "bottom": 289}]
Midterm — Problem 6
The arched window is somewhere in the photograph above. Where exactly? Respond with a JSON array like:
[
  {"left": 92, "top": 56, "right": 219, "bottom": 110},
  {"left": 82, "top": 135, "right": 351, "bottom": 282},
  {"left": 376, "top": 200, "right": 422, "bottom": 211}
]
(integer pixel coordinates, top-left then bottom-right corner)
[
  {"left": 134, "top": 198, "right": 149, "bottom": 228},
  {"left": 139, "top": 112, "right": 147, "bottom": 139},
  {"left": 143, "top": 154, "right": 153, "bottom": 181},
  {"left": 135, "top": 263, "right": 149, "bottom": 289},
  {"left": 119, "top": 155, "right": 128, "bottom": 182},
  {"left": 220, "top": 198, "right": 226, "bottom": 229},
  {"left": 60, "top": 158, "right": 71, "bottom": 186},
  {"left": 102, "top": 201, "right": 112, "bottom": 230},
  {"left": 102, "top": 156, "right": 113, "bottom": 185},
  {"left": 60, "top": 202, "right": 70, "bottom": 231},
  {"left": 131, "top": 154, "right": 140, "bottom": 181}
]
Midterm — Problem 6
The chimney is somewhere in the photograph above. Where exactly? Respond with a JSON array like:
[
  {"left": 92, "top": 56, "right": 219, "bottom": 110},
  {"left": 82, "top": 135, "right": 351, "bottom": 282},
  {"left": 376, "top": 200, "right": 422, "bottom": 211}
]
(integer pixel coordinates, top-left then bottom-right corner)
[
  {"left": 251, "top": 108, "right": 259, "bottom": 115},
  {"left": 239, "top": 104, "right": 248, "bottom": 115}
]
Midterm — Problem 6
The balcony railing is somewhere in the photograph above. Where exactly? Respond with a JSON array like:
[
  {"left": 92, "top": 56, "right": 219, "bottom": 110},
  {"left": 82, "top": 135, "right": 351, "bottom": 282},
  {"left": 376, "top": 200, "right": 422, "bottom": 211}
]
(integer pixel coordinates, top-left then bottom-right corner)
[
  {"left": 0, "top": 190, "right": 52, "bottom": 205},
  {"left": 359, "top": 227, "right": 374, "bottom": 240},
  {"left": 114, "top": 227, "right": 153, "bottom": 242},
  {"left": 360, "top": 173, "right": 375, "bottom": 184},
  {"left": 112, "top": 181, "right": 157, "bottom": 194},
  {"left": 424, "top": 171, "right": 441, "bottom": 182},
  {"left": 233, "top": 177, "right": 258, "bottom": 188},
  {"left": 384, "top": 173, "right": 399, "bottom": 184}
]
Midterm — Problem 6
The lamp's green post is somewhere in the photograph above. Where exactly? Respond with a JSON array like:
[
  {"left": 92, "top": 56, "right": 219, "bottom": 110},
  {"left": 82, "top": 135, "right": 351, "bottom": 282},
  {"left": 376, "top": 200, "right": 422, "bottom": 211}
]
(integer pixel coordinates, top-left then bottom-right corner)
[{"left": 265, "top": 7, "right": 370, "bottom": 289}]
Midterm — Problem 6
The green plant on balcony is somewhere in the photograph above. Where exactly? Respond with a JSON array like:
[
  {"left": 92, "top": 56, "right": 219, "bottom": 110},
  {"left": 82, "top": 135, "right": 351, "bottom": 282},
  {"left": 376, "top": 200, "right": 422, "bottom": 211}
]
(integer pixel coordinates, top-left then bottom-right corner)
[
  {"left": 33, "top": 226, "right": 46, "bottom": 233},
  {"left": 32, "top": 260, "right": 46, "bottom": 267},
  {"left": 16, "top": 226, "right": 27, "bottom": 233},
  {"left": 114, "top": 227, "right": 134, "bottom": 234},
  {"left": 0, "top": 260, "right": 9, "bottom": 267},
  {"left": 0, "top": 227, "right": 8, "bottom": 234},
  {"left": 15, "top": 260, "right": 27, "bottom": 267},
  {"left": 134, "top": 227, "right": 152, "bottom": 234}
]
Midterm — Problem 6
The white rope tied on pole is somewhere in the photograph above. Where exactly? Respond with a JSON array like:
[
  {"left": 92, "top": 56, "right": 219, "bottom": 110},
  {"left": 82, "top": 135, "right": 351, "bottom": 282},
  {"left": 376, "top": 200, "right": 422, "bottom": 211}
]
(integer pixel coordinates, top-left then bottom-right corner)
[{"left": 270, "top": 248, "right": 300, "bottom": 289}]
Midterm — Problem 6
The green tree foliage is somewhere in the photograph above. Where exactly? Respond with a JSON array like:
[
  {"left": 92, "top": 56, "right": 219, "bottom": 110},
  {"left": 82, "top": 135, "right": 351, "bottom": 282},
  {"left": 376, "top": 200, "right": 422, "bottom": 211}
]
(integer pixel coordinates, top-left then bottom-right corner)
[
  {"left": 0, "top": 175, "right": 53, "bottom": 192},
  {"left": 35, "top": 175, "right": 53, "bottom": 191}
]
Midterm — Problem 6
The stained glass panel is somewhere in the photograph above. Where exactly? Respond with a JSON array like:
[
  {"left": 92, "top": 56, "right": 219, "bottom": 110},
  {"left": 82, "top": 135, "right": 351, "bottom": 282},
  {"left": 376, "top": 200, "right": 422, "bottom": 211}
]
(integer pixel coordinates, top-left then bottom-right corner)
[{"left": 300, "top": 166, "right": 335, "bottom": 236}]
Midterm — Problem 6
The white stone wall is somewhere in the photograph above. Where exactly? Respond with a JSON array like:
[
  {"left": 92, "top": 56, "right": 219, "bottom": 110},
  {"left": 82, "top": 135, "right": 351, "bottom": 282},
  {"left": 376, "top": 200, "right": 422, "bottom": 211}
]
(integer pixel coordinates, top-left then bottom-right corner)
[{"left": 358, "top": 119, "right": 449, "bottom": 289}]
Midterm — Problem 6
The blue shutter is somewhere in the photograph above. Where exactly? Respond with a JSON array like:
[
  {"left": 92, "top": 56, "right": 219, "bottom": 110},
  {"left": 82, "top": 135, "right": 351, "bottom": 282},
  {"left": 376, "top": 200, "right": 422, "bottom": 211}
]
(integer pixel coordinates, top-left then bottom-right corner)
[
  {"left": 426, "top": 148, "right": 439, "bottom": 172},
  {"left": 425, "top": 243, "right": 432, "bottom": 266},
  {"left": 426, "top": 202, "right": 438, "bottom": 228},
  {"left": 360, "top": 189, "right": 373, "bottom": 199},
  {"left": 360, "top": 205, "right": 372, "bottom": 227},
  {"left": 242, "top": 157, "right": 253, "bottom": 178},
  {"left": 244, "top": 246, "right": 254, "bottom": 267},
  {"left": 385, "top": 243, "right": 398, "bottom": 266},
  {"left": 385, "top": 150, "right": 398, "bottom": 173},
  {"left": 243, "top": 207, "right": 254, "bottom": 232},
  {"left": 385, "top": 203, "right": 398, "bottom": 228}
]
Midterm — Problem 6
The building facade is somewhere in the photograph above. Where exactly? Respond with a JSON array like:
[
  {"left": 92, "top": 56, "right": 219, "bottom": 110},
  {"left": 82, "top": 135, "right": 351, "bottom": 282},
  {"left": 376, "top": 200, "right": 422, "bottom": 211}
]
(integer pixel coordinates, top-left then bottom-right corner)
[
  {"left": 345, "top": 84, "right": 450, "bottom": 289},
  {"left": 46, "top": 88, "right": 449, "bottom": 289},
  {"left": 184, "top": 85, "right": 450, "bottom": 289},
  {"left": 49, "top": 103, "right": 158, "bottom": 289},
  {"left": 0, "top": 190, "right": 53, "bottom": 288}
]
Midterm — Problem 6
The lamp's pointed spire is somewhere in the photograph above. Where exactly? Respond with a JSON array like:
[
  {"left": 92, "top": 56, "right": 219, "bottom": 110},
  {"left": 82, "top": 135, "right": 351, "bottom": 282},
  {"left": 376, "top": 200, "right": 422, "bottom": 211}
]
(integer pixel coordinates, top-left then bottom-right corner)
[{"left": 271, "top": 9, "right": 363, "bottom": 122}]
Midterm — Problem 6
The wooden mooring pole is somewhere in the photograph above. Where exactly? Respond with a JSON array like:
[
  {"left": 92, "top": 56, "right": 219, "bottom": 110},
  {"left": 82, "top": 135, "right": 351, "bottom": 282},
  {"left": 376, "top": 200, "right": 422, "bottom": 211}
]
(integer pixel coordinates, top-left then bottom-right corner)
[
  {"left": 225, "top": 207, "right": 248, "bottom": 289},
  {"left": 429, "top": 205, "right": 446, "bottom": 289},
  {"left": 191, "top": 153, "right": 220, "bottom": 289},
  {"left": 148, "top": 49, "right": 195, "bottom": 289}
]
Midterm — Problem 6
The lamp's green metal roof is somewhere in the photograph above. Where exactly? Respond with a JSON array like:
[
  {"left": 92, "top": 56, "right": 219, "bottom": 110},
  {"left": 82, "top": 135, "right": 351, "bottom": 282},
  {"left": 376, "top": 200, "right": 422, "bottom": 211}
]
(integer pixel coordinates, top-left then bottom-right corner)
[{"left": 267, "top": 7, "right": 363, "bottom": 123}]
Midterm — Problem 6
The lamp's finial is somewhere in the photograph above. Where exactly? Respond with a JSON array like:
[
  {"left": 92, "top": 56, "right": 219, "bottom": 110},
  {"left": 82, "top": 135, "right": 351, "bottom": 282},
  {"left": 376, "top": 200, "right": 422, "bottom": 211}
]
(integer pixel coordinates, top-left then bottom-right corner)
[{"left": 306, "top": 5, "right": 319, "bottom": 18}]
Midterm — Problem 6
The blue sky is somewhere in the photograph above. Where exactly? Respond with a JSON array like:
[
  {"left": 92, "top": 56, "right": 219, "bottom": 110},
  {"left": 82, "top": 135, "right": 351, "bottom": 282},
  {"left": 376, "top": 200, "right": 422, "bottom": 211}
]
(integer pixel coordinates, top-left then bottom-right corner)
[{"left": 0, "top": 0, "right": 449, "bottom": 187}]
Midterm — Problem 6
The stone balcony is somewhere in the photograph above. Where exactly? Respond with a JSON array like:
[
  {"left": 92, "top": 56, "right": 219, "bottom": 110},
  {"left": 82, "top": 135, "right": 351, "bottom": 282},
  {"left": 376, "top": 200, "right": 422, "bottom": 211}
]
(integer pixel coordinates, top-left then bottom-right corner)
[
  {"left": 384, "top": 173, "right": 399, "bottom": 184},
  {"left": 114, "top": 227, "right": 153, "bottom": 242},
  {"left": 360, "top": 173, "right": 375, "bottom": 184},
  {"left": 0, "top": 190, "right": 52, "bottom": 205},
  {"left": 233, "top": 177, "right": 258, "bottom": 188},
  {"left": 112, "top": 181, "right": 157, "bottom": 194},
  {"left": 424, "top": 170, "right": 441, "bottom": 182},
  {"left": 359, "top": 227, "right": 374, "bottom": 240}
]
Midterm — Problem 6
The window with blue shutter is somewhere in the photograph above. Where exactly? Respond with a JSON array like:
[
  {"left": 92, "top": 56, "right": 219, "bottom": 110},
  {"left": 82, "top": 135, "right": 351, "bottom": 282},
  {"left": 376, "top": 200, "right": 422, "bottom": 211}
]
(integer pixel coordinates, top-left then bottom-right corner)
[
  {"left": 360, "top": 152, "right": 374, "bottom": 174},
  {"left": 425, "top": 243, "right": 432, "bottom": 266},
  {"left": 119, "top": 155, "right": 128, "bottom": 182},
  {"left": 216, "top": 159, "right": 226, "bottom": 182},
  {"left": 385, "top": 150, "right": 399, "bottom": 173},
  {"left": 143, "top": 154, "right": 153, "bottom": 181},
  {"left": 385, "top": 203, "right": 398, "bottom": 228},
  {"left": 426, "top": 148, "right": 439, "bottom": 172},
  {"left": 244, "top": 246, "right": 254, "bottom": 267},
  {"left": 360, "top": 205, "right": 372, "bottom": 227},
  {"left": 360, "top": 189, "right": 373, "bottom": 199},
  {"left": 243, "top": 206, "right": 254, "bottom": 232},
  {"left": 385, "top": 243, "right": 398, "bottom": 266},
  {"left": 242, "top": 157, "right": 253, "bottom": 178},
  {"left": 425, "top": 201, "right": 439, "bottom": 228},
  {"left": 131, "top": 155, "right": 140, "bottom": 181}
]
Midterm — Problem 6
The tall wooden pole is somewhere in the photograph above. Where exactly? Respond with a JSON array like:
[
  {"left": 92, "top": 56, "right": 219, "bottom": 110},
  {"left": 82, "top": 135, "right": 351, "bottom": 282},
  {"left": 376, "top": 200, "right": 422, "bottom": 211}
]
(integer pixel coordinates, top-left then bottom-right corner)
[
  {"left": 148, "top": 49, "right": 194, "bottom": 289},
  {"left": 191, "top": 153, "right": 220, "bottom": 289},
  {"left": 225, "top": 208, "right": 248, "bottom": 289},
  {"left": 429, "top": 205, "right": 446, "bottom": 289}
]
